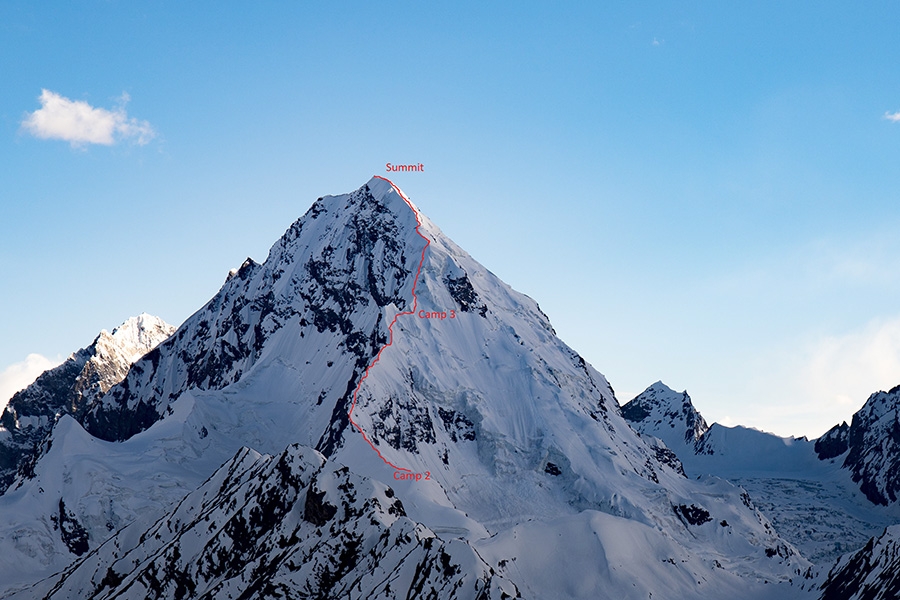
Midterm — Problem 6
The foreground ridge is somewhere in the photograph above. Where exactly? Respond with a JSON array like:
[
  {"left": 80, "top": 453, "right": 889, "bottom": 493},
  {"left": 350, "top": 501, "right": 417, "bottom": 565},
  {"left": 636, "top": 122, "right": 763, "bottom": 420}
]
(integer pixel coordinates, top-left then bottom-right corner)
[{"left": 347, "top": 175, "right": 429, "bottom": 473}]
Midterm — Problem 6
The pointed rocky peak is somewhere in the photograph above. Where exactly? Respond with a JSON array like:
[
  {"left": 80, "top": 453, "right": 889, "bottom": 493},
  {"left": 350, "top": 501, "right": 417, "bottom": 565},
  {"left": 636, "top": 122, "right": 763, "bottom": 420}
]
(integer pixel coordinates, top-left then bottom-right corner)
[
  {"left": 74, "top": 177, "right": 680, "bottom": 505},
  {"left": 622, "top": 381, "right": 709, "bottom": 451},
  {"left": 815, "top": 421, "right": 850, "bottom": 460},
  {"left": 91, "top": 313, "right": 175, "bottom": 373},
  {"left": 821, "top": 385, "right": 900, "bottom": 506},
  {"left": 0, "top": 314, "right": 173, "bottom": 490},
  {"left": 262, "top": 175, "right": 425, "bottom": 276}
]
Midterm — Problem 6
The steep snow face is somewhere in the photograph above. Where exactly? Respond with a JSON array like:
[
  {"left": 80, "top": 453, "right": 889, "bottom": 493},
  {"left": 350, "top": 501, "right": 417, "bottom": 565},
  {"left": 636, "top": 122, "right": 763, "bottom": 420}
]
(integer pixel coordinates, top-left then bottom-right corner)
[
  {"left": 622, "top": 381, "right": 709, "bottom": 453},
  {"left": 818, "top": 525, "right": 900, "bottom": 600},
  {"left": 0, "top": 314, "right": 174, "bottom": 490},
  {"left": 15, "top": 444, "right": 519, "bottom": 600},
  {"left": 1, "top": 178, "right": 813, "bottom": 596}
]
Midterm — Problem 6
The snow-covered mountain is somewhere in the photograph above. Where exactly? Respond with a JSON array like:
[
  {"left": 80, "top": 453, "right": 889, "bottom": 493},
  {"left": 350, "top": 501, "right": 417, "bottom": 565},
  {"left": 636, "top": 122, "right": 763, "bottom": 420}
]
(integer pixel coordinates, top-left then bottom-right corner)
[
  {"left": 621, "top": 381, "right": 709, "bottom": 454},
  {"left": 815, "top": 385, "right": 900, "bottom": 506},
  {"left": 0, "top": 178, "right": 812, "bottom": 598},
  {"left": 0, "top": 314, "right": 174, "bottom": 491}
]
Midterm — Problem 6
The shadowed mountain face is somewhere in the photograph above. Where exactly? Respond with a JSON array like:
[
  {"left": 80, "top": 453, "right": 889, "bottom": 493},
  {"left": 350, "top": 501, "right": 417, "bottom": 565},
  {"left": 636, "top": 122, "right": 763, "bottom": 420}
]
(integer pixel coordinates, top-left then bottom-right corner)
[
  {"left": 819, "top": 525, "right": 900, "bottom": 600},
  {"left": 823, "top": 386, "right": 900, "bottom": 506}
]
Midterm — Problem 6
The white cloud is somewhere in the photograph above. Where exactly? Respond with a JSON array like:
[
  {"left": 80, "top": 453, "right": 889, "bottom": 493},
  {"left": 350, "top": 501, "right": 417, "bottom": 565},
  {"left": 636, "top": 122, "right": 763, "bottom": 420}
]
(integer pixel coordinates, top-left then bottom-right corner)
[
  {"left": 21, "top": 89, "right": 156, "bottom": 147},
  {"left": 717, "top": 415, "right": 736, "bottom": 427},
  {"left": 0, "top": 354, "right": 63, "bottom": 413},
  {"left": 800, "top": 316, "right": 900, "bottom": 422},
  {"left": 884, "top": 110, "right": 900, "bottom": 123}
]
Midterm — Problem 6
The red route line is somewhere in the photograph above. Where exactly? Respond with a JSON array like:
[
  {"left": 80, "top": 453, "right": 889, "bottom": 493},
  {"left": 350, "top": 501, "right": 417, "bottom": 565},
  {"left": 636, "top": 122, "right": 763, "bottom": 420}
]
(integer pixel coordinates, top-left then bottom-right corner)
[{"left": 347, "top": 175, "right": 430, "bottom": 473}]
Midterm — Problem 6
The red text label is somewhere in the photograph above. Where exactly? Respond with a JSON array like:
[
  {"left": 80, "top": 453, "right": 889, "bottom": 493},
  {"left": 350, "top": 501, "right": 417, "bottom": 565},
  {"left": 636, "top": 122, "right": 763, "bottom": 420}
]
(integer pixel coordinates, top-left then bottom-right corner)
[
  {"left": 418, "top": 310, "right": 456, "bottom": 320},
  {"left": 386, "top": 163, "right": 424, "bottom": 172}
]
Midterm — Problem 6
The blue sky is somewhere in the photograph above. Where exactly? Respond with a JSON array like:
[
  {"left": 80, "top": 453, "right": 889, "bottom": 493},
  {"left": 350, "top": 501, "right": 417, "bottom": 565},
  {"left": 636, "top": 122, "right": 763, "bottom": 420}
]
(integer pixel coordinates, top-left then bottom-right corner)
[{"left": 3, "top": 1, "right": 900, "bottom": 438}]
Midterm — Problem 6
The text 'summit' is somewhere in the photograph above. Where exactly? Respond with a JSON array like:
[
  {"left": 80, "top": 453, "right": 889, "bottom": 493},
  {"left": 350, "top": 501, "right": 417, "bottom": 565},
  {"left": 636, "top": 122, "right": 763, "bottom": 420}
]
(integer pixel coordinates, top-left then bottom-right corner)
[{"left": 386, "top": 163, "right": 424, "bottom": 172}]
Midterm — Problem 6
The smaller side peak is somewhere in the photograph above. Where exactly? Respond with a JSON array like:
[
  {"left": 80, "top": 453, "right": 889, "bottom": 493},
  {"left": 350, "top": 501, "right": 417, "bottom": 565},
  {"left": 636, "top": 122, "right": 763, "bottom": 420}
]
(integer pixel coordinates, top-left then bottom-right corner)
[
  {"left": 100, "top": 314, "right": 176, "bottom": 364},
  {"left": 622, "top": 381, "right": 709, "bottom": 448},
  {"left": 814, "top": 421, "right": 850, "bottom": 460},
  {"left": 648, "top": 380, "right": 676, "bottom": 393},
  {"left": 108, "top": 313, "right": 174, "bottom": 339},
  {"left": 627, "top": 381, "right": 690, "bottom": 408}
]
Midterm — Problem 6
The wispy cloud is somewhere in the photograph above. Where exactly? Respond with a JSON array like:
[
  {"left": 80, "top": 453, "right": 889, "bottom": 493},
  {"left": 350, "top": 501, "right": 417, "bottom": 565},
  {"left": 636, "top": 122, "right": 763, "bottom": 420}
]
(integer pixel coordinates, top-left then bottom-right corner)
[
  {"left": 707, "top": 317, "right": 900, "bottom": 439},
  {"left": 800, "top": 316, "right": 900, "bottom": 420},
  {"left": 21, "top": 89, "right": 156, "bottom": 147},
  {"left": 884, "top": 110, "right": 900, "bottom": 123},
  {"left": 0, "top": 354, "right": 63, "bottom": 413}
]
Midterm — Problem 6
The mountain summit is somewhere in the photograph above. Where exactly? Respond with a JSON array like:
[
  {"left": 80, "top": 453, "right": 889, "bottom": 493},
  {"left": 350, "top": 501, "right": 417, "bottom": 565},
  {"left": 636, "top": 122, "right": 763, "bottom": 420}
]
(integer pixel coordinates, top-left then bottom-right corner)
[
  {"left": 621, "top": 381, "right": 709, "bottom": 453},
  {"left": 0, "top": 178, "right": 809, "bottom": 598}
]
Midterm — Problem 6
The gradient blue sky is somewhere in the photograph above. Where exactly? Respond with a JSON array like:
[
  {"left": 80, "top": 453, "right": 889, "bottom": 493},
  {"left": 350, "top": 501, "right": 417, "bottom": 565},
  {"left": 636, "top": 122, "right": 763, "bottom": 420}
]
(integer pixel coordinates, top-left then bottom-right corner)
[{"left": 3, "top": 1, "right": 900, "bottom": 438}]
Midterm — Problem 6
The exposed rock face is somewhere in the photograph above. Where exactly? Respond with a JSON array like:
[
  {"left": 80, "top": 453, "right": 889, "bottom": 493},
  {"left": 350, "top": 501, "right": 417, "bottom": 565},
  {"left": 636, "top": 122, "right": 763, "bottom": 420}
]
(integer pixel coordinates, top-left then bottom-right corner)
[
  {"left": 0, "top": 314, "right": 174, "bottom": 490},
  {"left": 842, "top": 387, "right": 900, "bottom": 506},
  {"left": 81, "top": 182, "right": 421, "bottom": 446},
  {"left": 814, "top": 422, "right": 850, "bottom": 460},
  {"left": 621, "top": 381, "right": 709, "bottom": 453},
  {"left": 813, "top": 386, "right": 900, "bottom": 506},
  {"left": 18, "top": 444, "right": 519, "bottom": 600},
  {"left": 819, "top": 525, "right": 900, "bottom": 600}
]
